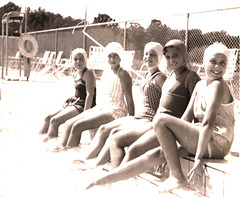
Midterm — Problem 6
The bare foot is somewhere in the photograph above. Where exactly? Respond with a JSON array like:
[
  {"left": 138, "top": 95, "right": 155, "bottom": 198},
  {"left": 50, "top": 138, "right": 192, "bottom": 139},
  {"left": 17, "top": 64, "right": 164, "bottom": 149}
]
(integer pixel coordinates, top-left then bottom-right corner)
[
  {"left": 158, "top": 176, "right": 188, "bottom": 193},
  {"left": 39, "top": 131, "right": 47, "bottom": 135},
  {"left": 42, "top": 135, "right": 58, "bottom": 143},
  {"left": 42, "top": 137, "right": 50, "bottom": 143},
  {"left": 48, "top": 145, "right": 67, "bottom": 152}
]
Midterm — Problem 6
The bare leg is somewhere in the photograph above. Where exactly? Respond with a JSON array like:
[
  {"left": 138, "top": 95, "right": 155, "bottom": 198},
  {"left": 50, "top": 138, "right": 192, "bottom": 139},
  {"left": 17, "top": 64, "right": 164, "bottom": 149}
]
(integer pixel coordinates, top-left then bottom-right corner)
[
  {"left": 94, "top": 124, "right": 139, "bottom": 166},
  {"left": 121, "top": 129, "right": 159, "bottom": 164},
  {"left": 94, "top": 119, "right": 151, "bottom": 167},
  {"left": 46, "top": 106, "right": 80, "bottom": 138},
  {"left": 86, "top": 147, "right": 166, "bottom": 189},
  {"left": 88, "top": 128, "right": 98, "bottom": 140},
  {"left": 38, "top": 110, "right": 61, "bottom": 134},
  {"left": 110, "top": 122, "right": 153, "bottom": 168},
  {"left": 65, "top": 110, "right": 114, "bottom": 147},
  {"left": 153, "top": 113, "right": 201, "bottom": 193},
  {"left": 60, "top": 112, "right": 87, "bottom": 147},
  {"left": 94, "top": 135, "right": 112, "bottom": 166},
  {"left": 85, "top": 117, "right": 132, "bottom": 160}
]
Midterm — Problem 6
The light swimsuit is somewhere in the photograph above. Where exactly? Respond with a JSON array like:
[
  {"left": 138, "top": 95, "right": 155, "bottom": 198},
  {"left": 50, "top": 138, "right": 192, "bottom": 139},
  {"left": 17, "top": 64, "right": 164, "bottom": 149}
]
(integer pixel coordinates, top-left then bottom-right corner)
[
  {"left": 95, "top": 67, "right": 128, "bottom": 119},
  {"left": 194, "top": 80, "right": 235, "bottom": 158}
]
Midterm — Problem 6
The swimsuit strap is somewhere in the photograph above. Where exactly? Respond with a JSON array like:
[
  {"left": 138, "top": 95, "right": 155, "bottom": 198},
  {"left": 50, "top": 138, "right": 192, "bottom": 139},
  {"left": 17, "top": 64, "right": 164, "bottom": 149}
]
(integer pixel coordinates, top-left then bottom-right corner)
[
  {"left": 116, "top": 66, "right": 122, "bottom": 76},
  {"left": 81, "top": 67, "right": 87, "bottom": 78}
]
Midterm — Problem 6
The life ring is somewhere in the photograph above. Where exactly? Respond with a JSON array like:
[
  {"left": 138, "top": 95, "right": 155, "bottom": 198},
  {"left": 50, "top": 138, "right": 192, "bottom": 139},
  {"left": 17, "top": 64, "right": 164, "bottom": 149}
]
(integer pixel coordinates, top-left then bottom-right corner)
[{"left": 18, "top": 34, "right": 38, "bottom": 58}]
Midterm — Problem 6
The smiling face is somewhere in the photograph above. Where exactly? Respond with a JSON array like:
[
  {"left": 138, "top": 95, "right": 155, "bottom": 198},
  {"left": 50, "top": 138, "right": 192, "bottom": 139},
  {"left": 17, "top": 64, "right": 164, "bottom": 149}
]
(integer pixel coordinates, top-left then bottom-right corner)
[
  {"left": 144, "top": 49, "right": 158, "bottom": 68},
  {"left": 205, "top": 53, "right": 228, "bottom": 80},
  {"left": 164, "top": 46, "right": 185, "bottom": 72},
  {"left": 108, "top": 53, "right": 121, "bottom": 70},
  {"left": 73, "top": 53, "right": 85, "bottom": 71}
]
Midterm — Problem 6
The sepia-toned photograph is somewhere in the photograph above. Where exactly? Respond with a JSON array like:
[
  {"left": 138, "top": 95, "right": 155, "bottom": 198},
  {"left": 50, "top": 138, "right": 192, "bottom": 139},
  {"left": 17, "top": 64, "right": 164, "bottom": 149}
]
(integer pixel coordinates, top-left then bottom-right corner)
[{"left": 0, "top": 1, "right": 239, "bottom": 197}]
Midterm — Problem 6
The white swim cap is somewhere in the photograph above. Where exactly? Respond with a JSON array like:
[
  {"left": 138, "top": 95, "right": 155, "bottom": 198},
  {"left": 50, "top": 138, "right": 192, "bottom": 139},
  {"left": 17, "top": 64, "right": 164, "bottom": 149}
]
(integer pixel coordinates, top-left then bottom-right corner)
[
  {"left": 105, "top": 42, "right": 123, "bottom": 59},
  {"left": 203, "top": 43, "right": 229, "bottom": 66},
  {"left": 72, "top": 48, "right": 87, "bottom": 66},
  {"left": 144, "top": 42, "right": 163, "bottom": 65}
]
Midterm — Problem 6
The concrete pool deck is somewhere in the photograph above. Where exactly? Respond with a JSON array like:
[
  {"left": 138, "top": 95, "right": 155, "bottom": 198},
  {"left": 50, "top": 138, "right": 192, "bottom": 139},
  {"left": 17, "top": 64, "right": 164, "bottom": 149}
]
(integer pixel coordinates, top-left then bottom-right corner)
[{"left": 0, "top": 70, "right": 239, "bottom": 198}]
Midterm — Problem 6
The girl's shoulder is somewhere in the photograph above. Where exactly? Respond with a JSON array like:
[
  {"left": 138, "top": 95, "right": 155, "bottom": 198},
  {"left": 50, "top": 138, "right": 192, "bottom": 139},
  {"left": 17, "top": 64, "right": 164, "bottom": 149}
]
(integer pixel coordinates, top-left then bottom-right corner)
[
  {"left": 118, "top": 67, "right": 131, "bottom": 78},
  {"left": 210, "top": 79, "right": 234, "bottom": 104},
  {"left": 186, "top": 69, "right": 201, "bottom": 80},
  {"left": 154, "top": 71, "right": 167, "bottom": 82},
  {"left": 185, "top": 69, "right": 201, "bottom": 87},
  {"left": 83, "top": 68, "right": 96, "bottom": 80},
  {"left": 84, "top": 68, "right": 95, "bottom": 75}
]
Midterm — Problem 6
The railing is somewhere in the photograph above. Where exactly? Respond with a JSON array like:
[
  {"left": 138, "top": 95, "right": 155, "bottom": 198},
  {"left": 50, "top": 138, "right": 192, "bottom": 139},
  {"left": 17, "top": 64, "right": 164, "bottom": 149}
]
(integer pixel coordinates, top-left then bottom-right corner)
[{"left": 0, "top": 7, "right": 239, "bottom": 98}]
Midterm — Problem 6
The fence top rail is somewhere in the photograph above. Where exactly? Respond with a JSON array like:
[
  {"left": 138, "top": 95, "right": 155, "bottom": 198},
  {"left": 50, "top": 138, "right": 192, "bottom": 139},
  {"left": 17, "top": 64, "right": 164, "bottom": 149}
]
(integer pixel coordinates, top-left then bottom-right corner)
[{"left": 26, "top": 7, "right": 240, "bottom": 35}]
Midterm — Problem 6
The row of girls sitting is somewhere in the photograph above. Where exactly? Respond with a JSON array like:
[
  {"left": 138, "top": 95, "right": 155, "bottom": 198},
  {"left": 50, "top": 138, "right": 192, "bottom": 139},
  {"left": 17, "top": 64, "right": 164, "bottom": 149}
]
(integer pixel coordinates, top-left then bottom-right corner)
[
  {"left": 39, "top": 42, "right": 135, "bottom": 151},
  {"left": 39, "top": 40, "right": 235, "bottom": 193}
]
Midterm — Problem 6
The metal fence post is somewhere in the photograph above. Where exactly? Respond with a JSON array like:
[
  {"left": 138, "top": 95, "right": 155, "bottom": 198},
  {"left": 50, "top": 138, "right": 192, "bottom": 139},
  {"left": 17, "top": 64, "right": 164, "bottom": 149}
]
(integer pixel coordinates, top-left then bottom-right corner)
[
  {"left": 55, "top": 30, "right": 58, "bottom": 54},
  {"left": 123, "top": 21, "right": 127, "bottom": 50},
  {"left": 185, "top": 13, "right": 189, "bottom": 50}
]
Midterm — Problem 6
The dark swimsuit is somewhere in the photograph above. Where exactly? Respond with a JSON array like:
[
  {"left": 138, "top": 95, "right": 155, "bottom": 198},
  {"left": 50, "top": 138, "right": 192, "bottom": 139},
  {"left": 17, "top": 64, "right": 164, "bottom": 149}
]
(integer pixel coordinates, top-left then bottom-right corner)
[
  {"left": 158, "top": 67, "right": 200, "bottom": 118},
  {"left": 64, "top": 67, "right": 96, "bottom": 113}
]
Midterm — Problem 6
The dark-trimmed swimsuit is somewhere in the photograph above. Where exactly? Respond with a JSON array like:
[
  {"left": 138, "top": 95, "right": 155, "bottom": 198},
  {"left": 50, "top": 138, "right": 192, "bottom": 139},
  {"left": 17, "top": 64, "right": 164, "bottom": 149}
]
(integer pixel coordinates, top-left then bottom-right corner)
[{"left": 64, "top": 68, "right": 96, "bottom": 112}]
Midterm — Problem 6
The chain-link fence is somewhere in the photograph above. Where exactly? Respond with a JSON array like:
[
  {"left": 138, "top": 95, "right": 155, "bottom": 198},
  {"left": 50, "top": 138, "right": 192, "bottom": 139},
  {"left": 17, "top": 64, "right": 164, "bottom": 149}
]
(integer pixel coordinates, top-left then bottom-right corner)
[{"left": 1, "top": 7, "right": 239, "bottom": 98}]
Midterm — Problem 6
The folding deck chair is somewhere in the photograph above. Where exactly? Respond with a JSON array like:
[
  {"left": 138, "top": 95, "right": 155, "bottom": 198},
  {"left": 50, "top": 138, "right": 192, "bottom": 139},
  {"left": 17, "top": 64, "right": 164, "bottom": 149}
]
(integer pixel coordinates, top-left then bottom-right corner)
[
  {"left": 33, "top": 51, "right": 51, "bottom": 71},
  {"left": 87, "top": 46, "right": 135, "bottom": 80},
  {"left": 223, "top": 48, "right": 239, "bottom": 81},
  {"left": 52, "top": 52, "right": 74, "bottom": 77},
  {"left": 8, "top": 51, "right": 21, "bottom": 69},
  {"left": 37, "top": 51, "right": 56, "bottom": 75}
]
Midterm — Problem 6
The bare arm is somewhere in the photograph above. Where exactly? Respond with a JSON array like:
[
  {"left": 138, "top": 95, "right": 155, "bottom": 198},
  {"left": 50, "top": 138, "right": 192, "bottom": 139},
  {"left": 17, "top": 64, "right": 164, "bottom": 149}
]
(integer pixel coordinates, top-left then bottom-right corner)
[
  {"left": 186, "top": 71, "right": 201, "bottom": 96},
  {"left": 181, "top": 81, "right": 200, "bottom": 122},
  {"left": 83, "top": 69, "right": 96, "bottom": 111},
  {"left": 119, "top": 69, "right": 135, "bottom": 116},
  {"left": 153, "top": 73, "right": 166, "bottom": 93},
  {"left": 183, "top": 71, "right": 201, "bottom": 122}
]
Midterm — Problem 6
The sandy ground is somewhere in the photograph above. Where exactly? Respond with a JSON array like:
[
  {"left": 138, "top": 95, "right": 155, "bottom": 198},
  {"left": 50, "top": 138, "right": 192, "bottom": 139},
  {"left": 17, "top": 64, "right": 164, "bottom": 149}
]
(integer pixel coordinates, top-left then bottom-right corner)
[
  {"left": 0, "top": 70, "right": 239, "bottom": 198},
  {"left": 0, "top": 72, "right": 172, "bottom": 198}
]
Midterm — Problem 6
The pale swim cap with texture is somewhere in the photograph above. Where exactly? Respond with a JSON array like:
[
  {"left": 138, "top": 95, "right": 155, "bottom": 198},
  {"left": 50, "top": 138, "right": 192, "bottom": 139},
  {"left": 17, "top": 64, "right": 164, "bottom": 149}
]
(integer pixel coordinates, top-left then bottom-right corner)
[
  {"left": 72, "top": 48, "right": 87, "bottom": 66},
  {"left": 144, "top": 42, "right": 163, "bottom": 65},
  {"left": 105, "top": 42, "right": 123, "bottom": 60},
  {"left": 203, "top": 43, "right": 229, "bottom": 66}
]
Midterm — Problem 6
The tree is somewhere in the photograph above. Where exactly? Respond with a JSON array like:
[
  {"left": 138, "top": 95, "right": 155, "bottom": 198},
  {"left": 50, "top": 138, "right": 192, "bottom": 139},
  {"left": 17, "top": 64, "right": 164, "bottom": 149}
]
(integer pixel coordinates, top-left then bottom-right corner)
[
  {"left": 28, "top": 8, "right": 84, "bottom": 31},
  {"left": 127, "top": 22, "right": 145, "bottom": 51},
  {"left": 0, "top": 2, "right": 21, "bottom": 35},
  {"left": 0, "top": 2, "right": 84, "bottom": 33},
  {"left": 93, "top": 13, "right": 119, "bottom": 29},
  {"left": 93, "top": 14, "right": 113, "bottom": 23}
]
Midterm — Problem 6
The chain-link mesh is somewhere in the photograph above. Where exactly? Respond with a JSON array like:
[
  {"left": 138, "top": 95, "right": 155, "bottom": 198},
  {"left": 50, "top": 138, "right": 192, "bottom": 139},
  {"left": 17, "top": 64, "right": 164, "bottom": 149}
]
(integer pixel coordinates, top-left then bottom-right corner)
[{"left": 1, "top": 8, "right": 239, "bottom": 98}]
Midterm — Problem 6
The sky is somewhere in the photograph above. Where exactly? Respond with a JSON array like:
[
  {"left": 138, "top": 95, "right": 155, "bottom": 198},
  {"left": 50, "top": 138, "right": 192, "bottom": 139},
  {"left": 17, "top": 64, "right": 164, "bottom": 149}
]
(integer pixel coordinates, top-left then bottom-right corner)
[{"left": 1, "top": 0, "right": 240, "bottom": 35}]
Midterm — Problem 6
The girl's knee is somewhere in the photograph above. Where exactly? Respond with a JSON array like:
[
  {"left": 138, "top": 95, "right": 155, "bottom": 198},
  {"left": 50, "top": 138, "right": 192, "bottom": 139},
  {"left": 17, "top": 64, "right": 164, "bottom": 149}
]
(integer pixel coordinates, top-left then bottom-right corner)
[
  {"left": 49, "top": 116, "right": 59, "bottom": 126},
  {"left": 153, "top": 114, "right": 169, "bottom": 131},
  {"left": 125, "top": 145, "right": 140, "bottom": 160},
  {"left": 44, "top": 115, "right": 52, "bottom": 122},
  {"left": 64, "top": 119, "right": 74, "bottom": 131},
  {"left": 109, "top": 134, "right": 121, "bottom": 149},
  {"left": 98, "top": 124, "right": 111, "bottom": 137},
  {"left": 109, "top": 127, "right": 121, "bottom": 136}
]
